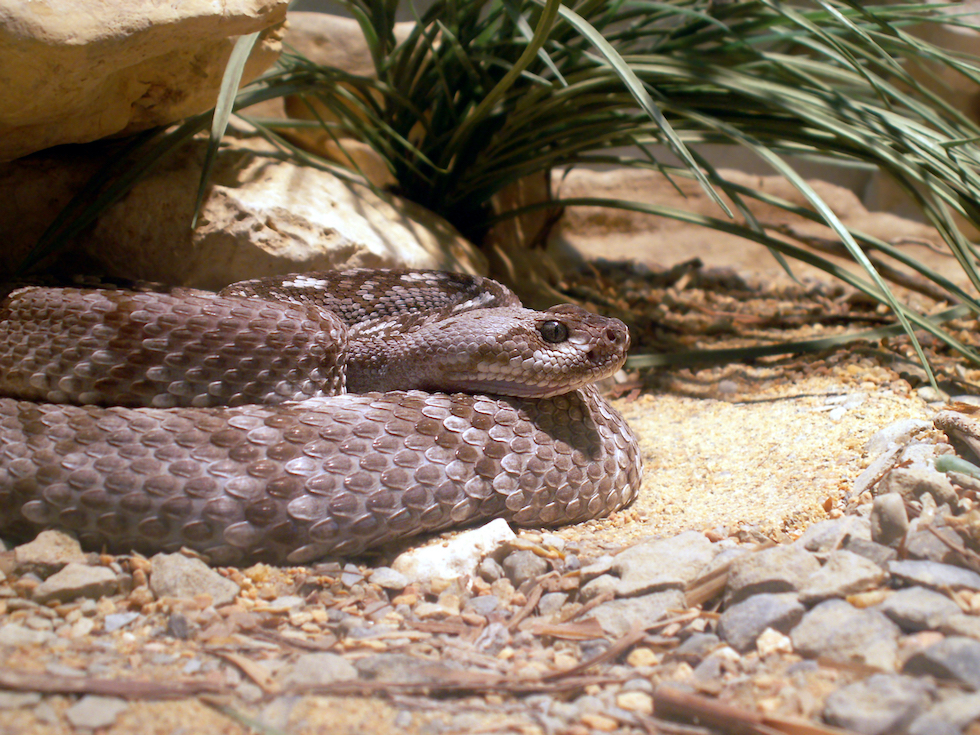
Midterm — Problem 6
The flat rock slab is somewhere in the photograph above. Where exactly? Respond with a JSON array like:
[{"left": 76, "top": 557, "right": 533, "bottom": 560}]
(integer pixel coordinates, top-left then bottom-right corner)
[
  {"left": 790, "top": 599, "right": 901, "bottom": 671},
  {"left": 149, "top": 553, "right": 240, "bottom": 607}
]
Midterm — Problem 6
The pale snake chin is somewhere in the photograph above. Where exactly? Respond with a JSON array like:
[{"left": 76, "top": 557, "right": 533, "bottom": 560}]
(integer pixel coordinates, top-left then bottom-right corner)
[{"left": 0, "top": 269, "right": 641, "bottom": 565}]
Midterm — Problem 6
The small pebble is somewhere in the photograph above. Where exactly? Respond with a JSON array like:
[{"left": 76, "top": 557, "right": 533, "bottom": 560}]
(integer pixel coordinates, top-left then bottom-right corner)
[
  {"left": 13, "top": 530, "right": 87, "bottom": 577},
  {"left": 537, "top": 592, "right": 568, "bottom": 617},
  {"left": 877, "top": 587, "right": 962, "bottom": 632},
  {"left": 466, "top": 595, "right": 500, "bottom": 617},
  {"left": 104, "top": 611, "right": 140, "bottom": 633},
  {"left": 32, "top": 563, "right": 118, "bottom": 604},
  {"left": 799, "top": 550, "right": 887, "bottom": 604},
  {"left": 149, "top": 554, "right": 239, "bottom": 606},
  {"left": 64, "top": 695, "right": 129, "bottom": 729},
  {"left": 907, "top": 692, "right": 980, "bottom": 735},
  {"left": 791, "top": 599, "right": 900, "bottom": 671},
  {"left": 717, "top": 593, "right": 804, "bottom": 653},
  {"left": 725, "top": 545, "right": 821, "bottom": 605},
  {"left": 477, "top": 557, "right": 505, "bottom": 583},
  {"left": 672, "top": 633, "right": 721, "bottom": 665},
  {"left": 888, "top": 560, "right": 980, "bottom": 592},
  {"left": 368, "top": 567, "right": 409, "bottom": 590},
  {"left": 903, "top": 636, "right": 980, "bottom": 690},
  {"left": 869, "top": 494, "right": 909, "bottom": 547},
  {"left": 502, "top": 550, "right": 549, "bottom": 587},
  {"left": 823, "top": 674, "right": 935, "bottom": 735},
  {"left": 341, "top": 563, "right": 364, "bottom": 587},
  {"left": 579, "top": 712, "right": 618, "bottom": 731},
  {"left": 590, "top": 590, "right": 687, "bottom": 638},
  {"left": 615, "top": 691, "right": 653, "bottom": 714}
]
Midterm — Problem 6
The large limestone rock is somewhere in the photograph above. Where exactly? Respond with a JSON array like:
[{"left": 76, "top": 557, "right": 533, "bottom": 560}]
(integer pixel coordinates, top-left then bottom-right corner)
[
  {"left": 0, "top": 137, "right": 484, "bottom": 285},
  {"left": 0, "top": 1, "right": 288, "bottom": 162}
]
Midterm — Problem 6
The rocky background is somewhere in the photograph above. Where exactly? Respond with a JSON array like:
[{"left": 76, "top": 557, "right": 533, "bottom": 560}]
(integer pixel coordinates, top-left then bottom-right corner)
[{"left": 3, "top": 3, "right": 980, "bottom": 735}]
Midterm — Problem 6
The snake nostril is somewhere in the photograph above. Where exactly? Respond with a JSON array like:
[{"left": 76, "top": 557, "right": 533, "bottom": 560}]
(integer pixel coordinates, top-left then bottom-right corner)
[{"left": 606, "top": 328, "right": 620, "bottom": 343}]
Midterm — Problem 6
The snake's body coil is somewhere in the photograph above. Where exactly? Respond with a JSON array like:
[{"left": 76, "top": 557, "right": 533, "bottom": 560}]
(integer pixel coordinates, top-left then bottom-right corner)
[{"left": 0, "top": 270, "right": 641, "bottom": 564}]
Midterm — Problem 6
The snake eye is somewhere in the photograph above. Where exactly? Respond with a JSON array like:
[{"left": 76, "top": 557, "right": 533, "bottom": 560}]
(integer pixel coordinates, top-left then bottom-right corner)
[{"left": 539, "top": 320, "right": 569, "bottom": 344}]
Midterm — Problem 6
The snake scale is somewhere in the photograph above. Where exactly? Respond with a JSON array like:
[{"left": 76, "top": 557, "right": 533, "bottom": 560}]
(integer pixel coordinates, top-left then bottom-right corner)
[{"left": 0, "top": 269, "right": 641, "bottom": 565}]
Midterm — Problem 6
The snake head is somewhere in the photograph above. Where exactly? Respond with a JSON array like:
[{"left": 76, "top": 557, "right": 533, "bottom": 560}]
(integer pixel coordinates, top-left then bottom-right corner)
[{"left": 371, "top": 303, "right": 632, "bottom": 399}]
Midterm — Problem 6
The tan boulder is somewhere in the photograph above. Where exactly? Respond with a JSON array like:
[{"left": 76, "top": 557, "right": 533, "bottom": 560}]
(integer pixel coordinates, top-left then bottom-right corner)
[
  {"left": 0, "top": 0, "right": 288, "bottom": 162},
  {"left": 1, "top": 136, "right": 484, "bottom": 286}
]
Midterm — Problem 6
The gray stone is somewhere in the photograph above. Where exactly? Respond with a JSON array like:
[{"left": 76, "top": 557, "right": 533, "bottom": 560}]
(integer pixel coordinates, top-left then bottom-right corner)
[
  {"left": 878, "top": 467, "right": 959, "bottom": 509},
  {"left": 502, "top": 550, "right": 549, "bottom": 587},
  {"left": 908, "top": 692, "right": 980, "bottom": 735},
  {"left": 466, "top": 595, "right": 500, "bottom": 617},
  {"left": 692, "top": 655, "right": 725, "bottom": 687},
  {"left": 583, "top": 531, "right": 717, "bottom": 600},
  {"left": 672, "top": 633, "right": 721, "bottom": 665},
  {"left": 870, "top": 493, "right": 909, "bottom": 547},
  {"left": 888, "top": 560, "right": 980, "bottom": 592},
  {"left": 717, "top": 593, "right": 804, "bottom": 653},
  {"left": 842, "top": 536, "right": 897, "bottom": 567},
  {"left": 166, "top": 613, "right": 192, "bottom": 640},
  {"left": 905, "top": 520, "right": 965, "bottom": 564},
  {"left": 791, "top": 599, "right": 901, "bottom": 671},
  {"left": 537, "top": 592, "right": 568, "bottom": 617},
  {"left": 149, "top": 553, "right": 240, "bottom": 606},
  {"left": 877, "top": 587, "right": 963, "bottom": 632},
  {"left": 64, "top": 695, "right": 129, "bottom": 729},
  {"left": 477, "top": 557, "right": 505, "bottom": 582},
  {"left": 13, "top": 530, "right": 87, "bottom": 577},
  {"left": 104, "top": 612, "right": 141, "bottom": 633},
  {"left": 280, "top": 652, "right": 357, "bottom": 686},
  {"left": 799, "top": 550, "right": 887, "bottom": 604},
  {"left": 341, "top": 563, "right": 364, "bottom": 587},
  {"left": 797, "top": 517, "right": 871, "bottom": 553},
  {"left": 32, "top": 563, "right": 118, "bottom": 604},
  {"left": 939, "top": 614, "right": 980, "bottom": 641},
  {"left": 903, "top": 636, "right": 980, "bottom": 690},
  {"left": 823, "top": 674, "right": 935, "bottom": 735},
  {"left": 579, "top": 574, "right": 619, "bottom": 601},
  {"left": 368, "top": 567, "right": 409, "bottom": 590},
  {"left": 724, "top": 544, "right": 821, "bottom": 605},
  {"left": 590, "top": 590, "right": 687, "bottom": 638}
]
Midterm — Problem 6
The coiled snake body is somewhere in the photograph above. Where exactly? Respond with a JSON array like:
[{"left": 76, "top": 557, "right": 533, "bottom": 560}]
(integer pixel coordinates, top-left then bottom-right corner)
[{"left": 0, "top": 270, "right": 641, "bottom": 564}]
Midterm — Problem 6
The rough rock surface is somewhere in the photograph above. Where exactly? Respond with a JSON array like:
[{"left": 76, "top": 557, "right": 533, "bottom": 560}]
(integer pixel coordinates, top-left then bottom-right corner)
[
  {"left": 0, "top": 1, "right": 287, "bottom": 161},
  {"left": 0, "top": 138, "right": 486, "bottom": 282}
]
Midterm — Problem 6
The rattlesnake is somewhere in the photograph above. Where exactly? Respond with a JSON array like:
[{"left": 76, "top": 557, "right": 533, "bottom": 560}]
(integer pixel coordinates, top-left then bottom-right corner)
[{"left": 0, "top": 270, "right": 641, "bottom": 565}]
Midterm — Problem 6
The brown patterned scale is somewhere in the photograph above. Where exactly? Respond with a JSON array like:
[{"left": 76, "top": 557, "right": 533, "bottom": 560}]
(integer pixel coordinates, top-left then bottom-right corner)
[{"left": 0, "top": 270, "right": 641, "bottom": 564}]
